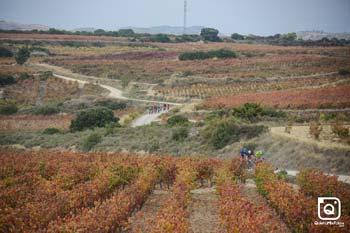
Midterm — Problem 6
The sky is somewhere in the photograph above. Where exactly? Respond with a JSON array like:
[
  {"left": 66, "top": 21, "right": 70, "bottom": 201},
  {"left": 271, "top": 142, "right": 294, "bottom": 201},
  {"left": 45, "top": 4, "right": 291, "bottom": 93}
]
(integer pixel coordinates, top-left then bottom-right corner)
[{"left": 0, "top": 0, "right": 349, "bottom": 35}]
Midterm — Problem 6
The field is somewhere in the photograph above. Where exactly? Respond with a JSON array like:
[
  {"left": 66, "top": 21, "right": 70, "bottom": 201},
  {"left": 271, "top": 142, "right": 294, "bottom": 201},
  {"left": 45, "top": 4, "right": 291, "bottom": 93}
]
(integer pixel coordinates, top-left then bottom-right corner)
[
  {"left": 1, "top": 149, "right": 349, "bottom": 232},
  {"left": 201, "top": 85, "right": 350, "bottom": 109},
  {"left": 1, "top": 31, "right": 350, "bottom": 232}
]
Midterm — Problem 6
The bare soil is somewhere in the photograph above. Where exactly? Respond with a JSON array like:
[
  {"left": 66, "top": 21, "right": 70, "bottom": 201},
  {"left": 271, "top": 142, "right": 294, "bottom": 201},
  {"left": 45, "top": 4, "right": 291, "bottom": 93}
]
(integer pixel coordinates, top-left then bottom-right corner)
[
  {"left": 188, "top": 186, "right": 219, "bottom": 233},
  {"left": 126, "top": 188, "right": 170, "bottom": 233}
]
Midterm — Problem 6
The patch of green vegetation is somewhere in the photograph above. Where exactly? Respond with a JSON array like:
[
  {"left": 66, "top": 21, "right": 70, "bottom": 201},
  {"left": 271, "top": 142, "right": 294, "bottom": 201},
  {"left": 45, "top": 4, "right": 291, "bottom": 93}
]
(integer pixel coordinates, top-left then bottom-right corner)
[
  {"left": 70, "top": 107, "right": 118, "bottom": 131},
  {"left": 33, "top": 105, "right": 60, "bottom": 115},
  {"left": 0, "top": 47, "right": 13, "bottom": 57},
  {"left": 15, "top": 47, "right": 30, "bottom": 65},
  {"left": 0, "top": 103, "right": 18, "bottom": 115},
  {"left": 179, "top": 49, "right": 236, "bottom": 61},
  {"left": 201, "top": 118, "right": 266, "bottom": 149},
  {"left": 167, "top": 115, "right": 189, "bottom": 126},
  {"left": 42, "top": 128, "right": 61, "bottom": 135},
  {"left": 0, "top": 74, "right": 16, "bottom": 87},
  {"left": 232, "top": 103, "right": 286, "bottom": 122},
  {"left": 82, "top": 132, "right": 102, "bottom": 151},
  {"left": 172, "top": 127, "right": 189, "bottom": 142}
]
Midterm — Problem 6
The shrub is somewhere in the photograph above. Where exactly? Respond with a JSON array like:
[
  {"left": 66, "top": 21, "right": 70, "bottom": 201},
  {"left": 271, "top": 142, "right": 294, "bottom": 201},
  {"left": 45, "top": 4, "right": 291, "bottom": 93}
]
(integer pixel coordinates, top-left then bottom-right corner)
[
  {"left": 232, "top": 103, "right": 264, "bottom": 121},
  {"left": 231, "top": 33, "right": 245, "bottom": 40},
  {"left": 0, "top": 103, "right": 18, "bottom": 115},
  {"left": 0, "top": 47, "right": 13, "bottom": 57},
  {"left": 331, "top": 120, "right": 349, "bottom": 139},
  {"left": 39, "top": 71, "right": 53, "bottom": 81},
  {"left": 42, "top": 128, "right": 61, "bottom": 135},
  {"left": 0, "top": 74, "right": 16, "bottom": 86},
  {"left": 151, "top": 34, "right": 171, "bottom": 43},
  {"left": 167, "top": 115, "right": 189, "bottom": 126},
  {"left": 96, "top": 99, "right": 127, "bottom": 111},
  {"left": 70, "top": 107, "right": 118, "bottom": 131},
  {"left": 104, "top": 122, "right": 121, "bottom": 136},
  {"left": 179, "top": 49, "right": 236, "bottom": 61},
  {"left": 232, "top": 103, "right": 285, "bottom": 122},
  {"left": 33, "top": 105, "right": 60, "bottom": 115},
  {"left": 202, "top": 119, "right": 265, "bottom": 149},
  {"left": 339, "top": 69, "right": 350, "bottom": 76},
  {"left": 200, "top": 28, "right": 221, "bottom": 42},
  {"left": 15, "top": 47, "right": 30, "bottom": 65},
  {"left": 82, "top": 132, "right": 102, "bottom": 151},
  {"left": 309, "top": 121, "right": 322, "bottom": 140},
  {"left": 172, "top": 127, "right": 189, "bottom": 142}
]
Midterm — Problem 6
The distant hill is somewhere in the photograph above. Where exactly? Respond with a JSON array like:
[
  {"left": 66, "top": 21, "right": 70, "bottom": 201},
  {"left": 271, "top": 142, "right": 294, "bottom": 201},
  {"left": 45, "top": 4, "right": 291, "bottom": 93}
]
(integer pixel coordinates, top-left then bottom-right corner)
[
  {"left": 297, "top": 31, "right": 350, "bottom": 40},
  {"left": 121, "top": 25, "right": 205, "bottom": 35},
  {"left": 71, "top": 27, "right": 96, "bottom": 33},
  {"left": 0, "top": 20, "right": 49, "bottom": 31}
]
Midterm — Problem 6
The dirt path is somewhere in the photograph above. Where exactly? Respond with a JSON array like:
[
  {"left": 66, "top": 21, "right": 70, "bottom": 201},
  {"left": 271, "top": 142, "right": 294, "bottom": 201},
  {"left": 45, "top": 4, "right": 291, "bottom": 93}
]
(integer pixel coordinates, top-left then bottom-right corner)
[
  {"left": 188, "top": 187, "right": 219, "bottom": 233},
  {"left": 31, "top": 63, "right": 183, "bottom": 106},
  {"left": 242, "top": 179, "right": 291, "bottom": 233},
  {"left": 131, "top": 111, "right": 167, "bottom": 127},
  {"left": 126, "top": 189, "right": 170, "bottom": 233}
]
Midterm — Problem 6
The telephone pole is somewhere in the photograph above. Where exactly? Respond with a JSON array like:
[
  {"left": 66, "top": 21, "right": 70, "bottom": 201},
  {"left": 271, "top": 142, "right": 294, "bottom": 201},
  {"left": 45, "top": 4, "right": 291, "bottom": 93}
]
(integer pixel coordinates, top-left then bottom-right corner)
[{"left": 183, "top": 0, "right": 187, "bottom": 35}]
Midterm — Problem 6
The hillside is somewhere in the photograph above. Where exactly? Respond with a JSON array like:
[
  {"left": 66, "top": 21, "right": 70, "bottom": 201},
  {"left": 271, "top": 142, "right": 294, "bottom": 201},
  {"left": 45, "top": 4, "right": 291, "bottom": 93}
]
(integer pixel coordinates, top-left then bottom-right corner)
[{"left": 0, "top": 20, "right": 49, "bottom": 31}]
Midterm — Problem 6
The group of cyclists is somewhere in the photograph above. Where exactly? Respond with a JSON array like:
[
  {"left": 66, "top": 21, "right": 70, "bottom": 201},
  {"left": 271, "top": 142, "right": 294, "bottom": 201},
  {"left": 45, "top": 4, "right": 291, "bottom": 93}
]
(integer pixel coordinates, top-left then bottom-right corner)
[
  {"left": 148, "top": 104, "right": 171, "bottom": 114},
  {"left": 240, "top": 147, "right": 264, "bottom": 170}
]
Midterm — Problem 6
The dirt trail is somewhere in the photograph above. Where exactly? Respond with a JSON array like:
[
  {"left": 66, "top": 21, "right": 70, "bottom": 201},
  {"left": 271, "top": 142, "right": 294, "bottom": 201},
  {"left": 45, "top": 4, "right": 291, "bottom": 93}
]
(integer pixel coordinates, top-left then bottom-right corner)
[
  {"left": 126, "top": 189, "right": 170, "bottom": 233},
  {"left": 31, "top": 63, "right": 183, "bottom": 106},
  {"left": 243, "top": 179, "right": 291, "bottom": 233},
  {"left": 188, "top": 187, "right": 219, "bottom": 233}
]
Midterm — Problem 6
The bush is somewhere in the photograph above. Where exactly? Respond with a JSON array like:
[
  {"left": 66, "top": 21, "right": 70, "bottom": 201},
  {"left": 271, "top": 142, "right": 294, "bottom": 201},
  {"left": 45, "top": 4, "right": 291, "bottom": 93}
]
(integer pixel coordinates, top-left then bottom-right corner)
[
  {"left": 179, "top": 49, "right": 236, "bottom": 61},
  {"left": 167, "top": 115, "right": 189, "bottom": 126},
  {"left": 231, "top": 33, "right": 245, "bottom": 40},
  {"left": 0, "top": 47, "right": 13, "bottom": 57},
  {"left": 339, "top": 69, "right": 350, "bottom": 76},
  {"left": 42, "top": 128, "right": 61, "bottom": 135},
  {"left": 95, "top": 99, "right": 127, "bottom": 111},
  {"left": 309, "top": 121, "right": 322, "bottom": 140},
  {"left": 39, "top": 71, "right": 53, "bottom": 81},
  {"left": 82, "top": 132, "right": 102, "bottom": 151},
  {"left": 0, "top": 74, "right": 16, "bottom": 86},
  {"left": 33, "top": 105, "right": 60, "bottom": 115},
  {"left": 104, "top": 122, "right": 121, "bottom": 136},
  {"left": 15, "top": 47, "right": 30, "bottom": 65},
  {"left": 200, "top": 28, "right": 221, "bottom": 42},
  {"left": 151, "top": 34, "right": 171, "bottom": 43},
  {"left": 232, "top": 103, "right": 285, "bottom": 122},
  {"left": 172, "top": 127, "right": 189, "bottom": 142},
  {"left": 331, "top": 120, "right": 349, "bottom": 139},
  {"left": 0, "top": 103, "right": 18, "bottom": 115},
  {"left": 70, "top": 107, "right": 118, "bottom": 131},
  {"left": 202, "top": 118, "right": 265, "bottom": 149}
]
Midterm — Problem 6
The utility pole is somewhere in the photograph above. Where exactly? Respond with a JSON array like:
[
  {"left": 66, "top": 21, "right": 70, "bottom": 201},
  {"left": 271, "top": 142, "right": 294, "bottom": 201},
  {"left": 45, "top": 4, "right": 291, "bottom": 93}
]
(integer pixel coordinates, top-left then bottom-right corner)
[{"left": 183, "top": 0, "right": 187, "bottom": 35}]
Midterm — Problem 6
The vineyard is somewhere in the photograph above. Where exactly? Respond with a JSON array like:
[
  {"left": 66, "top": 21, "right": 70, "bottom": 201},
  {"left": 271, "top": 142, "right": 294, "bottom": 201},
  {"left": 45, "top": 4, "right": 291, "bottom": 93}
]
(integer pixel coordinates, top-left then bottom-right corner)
[
  {"left": 2, "top": 76, "right": 104, "bottom": 106},
  {"left": 156, "top": 74, "right": 348, "bottom": 98},
  {"left": 202, "top": 85, "right": 350, "bottom": 109},
  {"left": 1, "top": 150, "right": 349, "bottom": 232}
]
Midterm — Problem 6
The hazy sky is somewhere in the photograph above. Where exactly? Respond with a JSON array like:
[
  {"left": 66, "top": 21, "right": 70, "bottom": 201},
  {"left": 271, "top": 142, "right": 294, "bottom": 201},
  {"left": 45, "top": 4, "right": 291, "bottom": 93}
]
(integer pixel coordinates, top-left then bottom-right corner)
[{"left": 0, "top": 0, "right": 349, "bottom": 35}]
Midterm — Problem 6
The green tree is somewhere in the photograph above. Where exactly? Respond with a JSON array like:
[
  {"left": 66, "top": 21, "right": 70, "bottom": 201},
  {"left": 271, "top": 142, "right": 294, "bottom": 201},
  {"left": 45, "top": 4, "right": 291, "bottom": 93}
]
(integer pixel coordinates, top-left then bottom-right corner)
[
  {"left": 0, "top": 47, "right": 13, "bottom": 57},
  {"left": 118, "top": 29, "right": 135, "bottom": 37},
  {"left": 152, "top": 34, "right": 171, "bottom": 43},
  {"left": 15, "top": 47, "right": 30, "bottom": 65},
  {"left": 200, "top": 28, "right": 221, "bottom": 42},
  {"left": 70, "top": 107, "right": 119, "bottom": 131},
  {"left": 231, "top": 33, "right": 245, "bottom": 40},
  {"left": 280, "top": 32, "right": 297, "bottom": 41}
]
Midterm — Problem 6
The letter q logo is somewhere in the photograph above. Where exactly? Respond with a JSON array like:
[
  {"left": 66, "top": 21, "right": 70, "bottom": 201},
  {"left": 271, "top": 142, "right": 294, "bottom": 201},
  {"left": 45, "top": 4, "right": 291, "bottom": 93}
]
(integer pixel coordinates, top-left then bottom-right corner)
[{"left": 318, "top": 197, "right": 341, "bottom": 221}]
